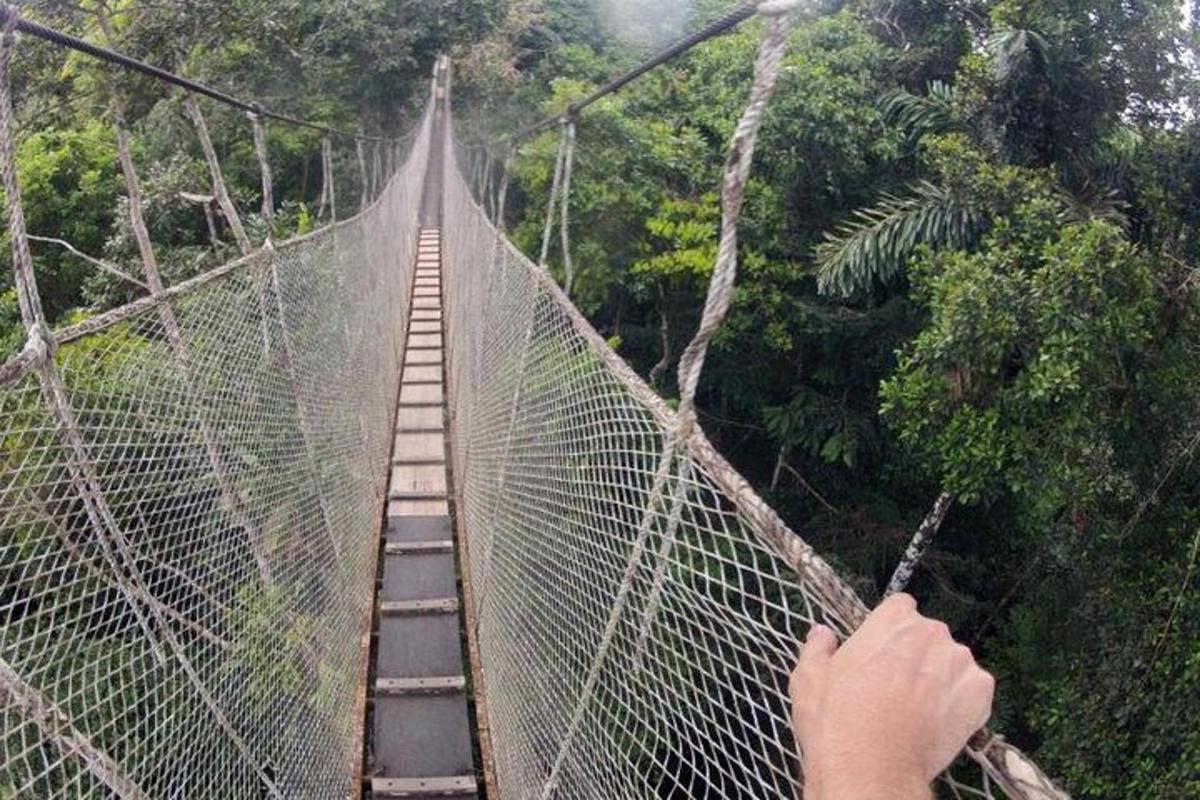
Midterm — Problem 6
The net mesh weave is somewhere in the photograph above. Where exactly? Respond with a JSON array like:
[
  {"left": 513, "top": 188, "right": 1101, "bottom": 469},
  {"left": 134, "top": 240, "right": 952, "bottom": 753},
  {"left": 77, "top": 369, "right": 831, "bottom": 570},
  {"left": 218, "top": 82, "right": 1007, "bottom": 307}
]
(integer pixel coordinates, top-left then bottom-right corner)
[
  {"left": 0, "top": 102, "right": 432, "bottom": 799},
  {"left": 441, "top": 118, "right": 1059, "bottom": 800}
]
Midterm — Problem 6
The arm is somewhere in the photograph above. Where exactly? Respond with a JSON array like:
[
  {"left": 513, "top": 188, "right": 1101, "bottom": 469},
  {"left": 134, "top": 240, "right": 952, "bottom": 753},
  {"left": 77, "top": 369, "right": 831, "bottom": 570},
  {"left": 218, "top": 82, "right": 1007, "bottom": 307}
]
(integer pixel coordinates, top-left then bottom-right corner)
[{"left": 789, "top": 593, "right": 995, "bottom": 800}]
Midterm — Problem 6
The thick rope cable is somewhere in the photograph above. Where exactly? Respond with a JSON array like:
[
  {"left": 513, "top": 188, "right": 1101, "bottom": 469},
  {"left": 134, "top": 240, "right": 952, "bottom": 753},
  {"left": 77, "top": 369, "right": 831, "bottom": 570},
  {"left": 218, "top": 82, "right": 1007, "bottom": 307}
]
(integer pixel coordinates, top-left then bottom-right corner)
[
  {"left": 626, "top": 3, "right": 797, "bottom": 672},
  {"left": 558, "top": 120, "right": 577, "bottom": 297},
  {"left": 250, "top": 109, "right": 274, "bottom": 224},
  {"left": 0, "top": 4, "right": 393, "bottom": 143},
  {"left": 538, "top": 121, "right": 569, "bottom": 267},
  {"left": 536, "top": 8, "right": 798, "bottom": 798}
]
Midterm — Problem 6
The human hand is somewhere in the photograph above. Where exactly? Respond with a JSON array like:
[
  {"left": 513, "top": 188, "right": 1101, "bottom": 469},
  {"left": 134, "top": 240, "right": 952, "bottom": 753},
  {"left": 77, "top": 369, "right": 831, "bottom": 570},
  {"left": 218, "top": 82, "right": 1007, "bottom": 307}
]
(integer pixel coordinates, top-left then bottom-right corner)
[{"left": 789, "top": 593, "right": 995, "bottom": 800}]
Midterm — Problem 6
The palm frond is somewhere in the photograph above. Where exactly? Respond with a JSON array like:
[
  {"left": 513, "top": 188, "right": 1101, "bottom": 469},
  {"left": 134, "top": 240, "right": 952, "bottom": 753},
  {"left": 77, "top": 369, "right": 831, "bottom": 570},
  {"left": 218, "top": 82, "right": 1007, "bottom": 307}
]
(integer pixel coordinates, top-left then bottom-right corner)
[
  {"left": 880, "top": 80, "right": 957, "bottom": 149},
  {"left": 1056, "top": 185, "right": 1131, "bottom": 232},
  {"left": 815, "top": 181, "right": 984, "bottom": 297},
  {"left": 985, "top": 28, "right": 1052, "bottom": 83}
]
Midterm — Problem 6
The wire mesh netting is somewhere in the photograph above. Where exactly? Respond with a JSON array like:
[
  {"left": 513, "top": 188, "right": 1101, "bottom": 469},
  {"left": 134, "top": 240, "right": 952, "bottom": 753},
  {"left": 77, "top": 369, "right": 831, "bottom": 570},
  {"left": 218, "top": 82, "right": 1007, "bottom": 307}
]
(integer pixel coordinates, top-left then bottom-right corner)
[
  {"left": 0, "top": 102, "right": 432, "bottom": 799},
  {"left": 442, "top": 118, "right": 1066, "bottom": 798}
]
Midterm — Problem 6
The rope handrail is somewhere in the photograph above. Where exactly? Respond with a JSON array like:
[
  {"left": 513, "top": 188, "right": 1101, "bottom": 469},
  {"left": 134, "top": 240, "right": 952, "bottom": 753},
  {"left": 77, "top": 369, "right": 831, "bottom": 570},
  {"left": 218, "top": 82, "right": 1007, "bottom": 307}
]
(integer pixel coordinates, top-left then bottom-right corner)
[{"left": 0, "top": 4, "right": 398, "bottom": 143}]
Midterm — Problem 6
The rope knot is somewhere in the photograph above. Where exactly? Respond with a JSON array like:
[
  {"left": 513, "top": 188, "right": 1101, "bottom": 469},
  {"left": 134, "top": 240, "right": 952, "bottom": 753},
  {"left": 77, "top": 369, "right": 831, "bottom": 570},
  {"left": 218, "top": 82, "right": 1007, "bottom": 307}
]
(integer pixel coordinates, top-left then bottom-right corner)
[{"left": 24, "top": 321, "right": 55, "bottom": 366}]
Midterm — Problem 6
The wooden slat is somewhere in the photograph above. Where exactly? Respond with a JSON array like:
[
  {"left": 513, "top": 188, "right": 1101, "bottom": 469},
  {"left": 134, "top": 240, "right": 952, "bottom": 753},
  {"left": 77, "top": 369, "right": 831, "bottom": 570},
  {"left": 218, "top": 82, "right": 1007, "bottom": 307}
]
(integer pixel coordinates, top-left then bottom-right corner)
[
  {"left": 393, "top": 431, "right": 444, "bottom": 461},
  {"left": 388, "top": 498, "right": 450, "bottom": 516},
  {"left": 400, "top": 383, "right": 443, "bottom": 405},
  {"left": 380, "top": 598, "right": 459, "bottom": 615},
  {"left": 385, "top": 540, "right": 454, "bottom": 554},
  {"left": 405, "top": 349, "right": 443, "bottom": 365},
  {"left": 391, "top": 464, "right": 447, "bottom": 495},
  {"left": 408, "top": 321, "right": 442, "bottom": 335},
  {"left": 394, "top": 407, "right": 443, "bottom": 431},
  {"left": 371, "top": 777, "right": 475, "bottom": 797},
  {"left": 375, "top": 676, "right": 466, "bottom": 696},
  {"left": 402, "top": 364, "right": 442, "bottom": 382}
]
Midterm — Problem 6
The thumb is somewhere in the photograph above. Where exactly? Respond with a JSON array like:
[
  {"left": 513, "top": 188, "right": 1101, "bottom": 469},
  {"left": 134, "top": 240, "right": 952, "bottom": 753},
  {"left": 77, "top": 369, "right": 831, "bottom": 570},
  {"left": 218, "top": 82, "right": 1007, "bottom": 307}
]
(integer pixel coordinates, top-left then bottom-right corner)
[
  {"left": 790, "top": 624, "right": 838, "bottom": 741},
  {"left": 799, "top": 624, "right": 838, "bottom": 669},
  {"left": 792, "top": 624, "right": 838, "bottom": 692}
]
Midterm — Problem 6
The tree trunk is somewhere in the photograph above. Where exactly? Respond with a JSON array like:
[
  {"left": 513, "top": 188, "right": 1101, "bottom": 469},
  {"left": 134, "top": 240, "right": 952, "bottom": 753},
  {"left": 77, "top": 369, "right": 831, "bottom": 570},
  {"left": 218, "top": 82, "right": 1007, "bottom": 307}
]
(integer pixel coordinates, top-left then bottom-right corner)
[{"left": 649, "top": 283, "right": 670, "bottom": 389}]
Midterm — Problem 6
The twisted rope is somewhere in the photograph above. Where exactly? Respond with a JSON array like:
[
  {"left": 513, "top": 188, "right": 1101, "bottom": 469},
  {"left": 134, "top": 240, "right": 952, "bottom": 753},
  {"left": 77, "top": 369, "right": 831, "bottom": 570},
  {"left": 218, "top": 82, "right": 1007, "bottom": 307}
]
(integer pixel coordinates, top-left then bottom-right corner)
[
  {"left": 250, "top": 109, "right": 275, "bottom": 224},
  {"left": 537, "top": 8, "right": 797, "bottom": 797},
  {"left": 559, "top": 120, "right": 577, "bottom": 297}
]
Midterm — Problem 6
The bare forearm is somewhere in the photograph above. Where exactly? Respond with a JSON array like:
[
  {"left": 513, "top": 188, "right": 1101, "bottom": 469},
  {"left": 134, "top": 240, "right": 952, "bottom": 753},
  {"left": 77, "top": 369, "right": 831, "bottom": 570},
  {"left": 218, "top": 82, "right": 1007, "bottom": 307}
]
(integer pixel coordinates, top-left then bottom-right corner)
[
  {"left": 790, "top": 595, "right": 994, "bottom": 800},
  {"left": 804, "top": 768, "right": 932, "bottom": 800}
]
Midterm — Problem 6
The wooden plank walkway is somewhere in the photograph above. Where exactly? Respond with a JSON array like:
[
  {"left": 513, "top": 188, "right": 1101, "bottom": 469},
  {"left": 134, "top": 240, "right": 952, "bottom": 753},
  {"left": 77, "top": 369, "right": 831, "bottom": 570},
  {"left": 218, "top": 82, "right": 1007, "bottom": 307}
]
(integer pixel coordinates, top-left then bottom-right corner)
[{"left": 368, "top": 228, "right": 479, "bottom": 799}]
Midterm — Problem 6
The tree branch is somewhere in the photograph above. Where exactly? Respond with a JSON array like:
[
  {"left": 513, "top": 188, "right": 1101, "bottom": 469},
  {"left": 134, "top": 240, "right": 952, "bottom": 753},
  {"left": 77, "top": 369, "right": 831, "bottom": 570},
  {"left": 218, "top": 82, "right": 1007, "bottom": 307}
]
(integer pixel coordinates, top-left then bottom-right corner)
[{"left": 886, "top": 491, "right": 954, "bottom": 595}]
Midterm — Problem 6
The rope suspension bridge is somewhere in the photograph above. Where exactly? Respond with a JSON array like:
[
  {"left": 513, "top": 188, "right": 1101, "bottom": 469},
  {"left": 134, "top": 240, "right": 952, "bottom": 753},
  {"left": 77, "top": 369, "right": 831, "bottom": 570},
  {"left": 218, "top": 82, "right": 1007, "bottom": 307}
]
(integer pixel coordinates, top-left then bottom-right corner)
[{"left": 0, "top": 3, "right": 1071, "bottom": 799}]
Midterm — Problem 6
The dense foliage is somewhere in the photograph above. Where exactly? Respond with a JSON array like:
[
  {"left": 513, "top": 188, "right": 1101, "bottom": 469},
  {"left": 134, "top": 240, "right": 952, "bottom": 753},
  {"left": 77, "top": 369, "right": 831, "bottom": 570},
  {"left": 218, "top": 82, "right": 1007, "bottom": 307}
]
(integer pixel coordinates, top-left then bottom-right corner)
[
  {"left": 2, "top": 0, "right": 1198, "bottom": 796},
  {"left": 451, "top": 1, "right": 1200, "bottom": 796}
]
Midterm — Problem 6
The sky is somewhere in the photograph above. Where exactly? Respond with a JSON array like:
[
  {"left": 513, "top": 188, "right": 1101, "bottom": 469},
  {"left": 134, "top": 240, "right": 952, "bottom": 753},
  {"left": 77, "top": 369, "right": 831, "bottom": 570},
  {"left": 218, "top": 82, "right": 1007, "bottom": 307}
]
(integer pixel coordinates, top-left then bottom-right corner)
[{"left": 597, "top": 0, "right": 695, "bottom": 50}]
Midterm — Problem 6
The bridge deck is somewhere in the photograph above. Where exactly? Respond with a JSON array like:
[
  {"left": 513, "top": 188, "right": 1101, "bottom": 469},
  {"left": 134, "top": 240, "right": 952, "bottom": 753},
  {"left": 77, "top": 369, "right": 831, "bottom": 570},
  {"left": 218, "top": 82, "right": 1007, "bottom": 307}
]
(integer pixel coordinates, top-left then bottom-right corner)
[{"left": 367, "top": 227, "right": 480, "bottom": 799}]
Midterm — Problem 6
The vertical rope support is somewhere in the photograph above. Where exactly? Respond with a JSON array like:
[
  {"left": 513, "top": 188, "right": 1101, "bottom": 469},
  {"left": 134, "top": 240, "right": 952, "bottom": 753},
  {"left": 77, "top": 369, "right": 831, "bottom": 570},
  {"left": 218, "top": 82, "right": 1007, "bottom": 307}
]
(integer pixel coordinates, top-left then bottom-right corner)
[
  {"left": 185, "top": 96, "right": 252, "bottom": 256},
  {"left": 629, "top": 1, "right": 798, "bottom": 667},
  {"left": 184, "top": 93, "right": 277, "bottom": 361},
  {"left": 265, "top": 243, "right": 342, "bottom": 561},
  {"left": 372, "top": 141, "right": 382, "bottom": 200},
  {"left": 471, "top": 293, "right": 538, "bottom": 628},
  {"left": 249, "top": 108, "right": 274, "bottom": 224},
  {"left": 0, "top": 18, "right": 285, "bottom": 797},
  {"left": 558, "top": 120, "right": 577, "bottom": 298},
  {"left": 315, "top": 137, "right": 330, "bottom": 221},
  {"left": 492, "top": 153, "right": 511, "bottom": 229},
  {"left": 538, "top": 9, "right": 798, "bottom": 797},
  {"left": 480, "top": 150, "right": 494, "bottom": 218},
  {"left": 0, "top": 12, "right": 164, "bottom": 660},
  {"left": 538, "top": 121, "right": 569, "bottom": 267},
  {"left": 244, "top": 105, "right": 343, "bottom": 562},
  {"left": 112, "top": 115, "right": 273, "bottom": 584},
  {"left": 322, "top": 136, "right": 337, "bottom": 223},
  {"left": 357, "top": 139, "right": 369, "bottom": 211}
]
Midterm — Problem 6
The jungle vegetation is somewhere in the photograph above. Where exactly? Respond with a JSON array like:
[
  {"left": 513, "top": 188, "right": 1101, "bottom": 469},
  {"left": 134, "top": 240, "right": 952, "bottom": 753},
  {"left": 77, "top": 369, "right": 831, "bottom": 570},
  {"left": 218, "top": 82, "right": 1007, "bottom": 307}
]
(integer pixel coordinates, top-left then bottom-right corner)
[{"left": 1, "top": 0, "right": 1198, "bottom": 797}]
